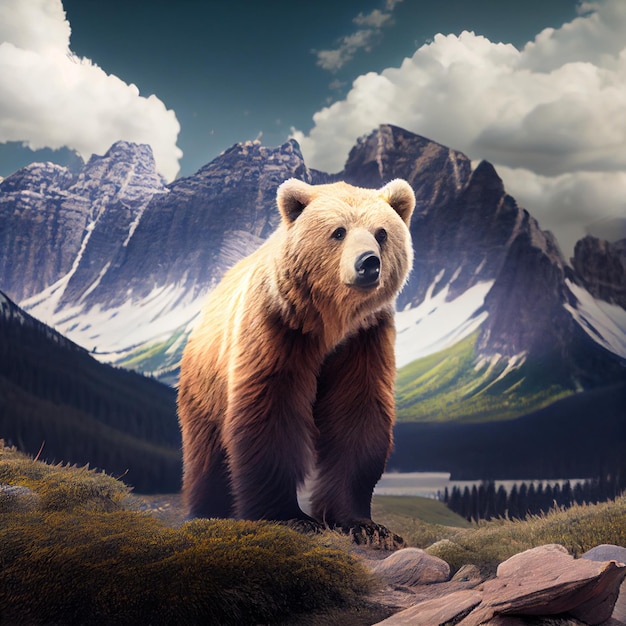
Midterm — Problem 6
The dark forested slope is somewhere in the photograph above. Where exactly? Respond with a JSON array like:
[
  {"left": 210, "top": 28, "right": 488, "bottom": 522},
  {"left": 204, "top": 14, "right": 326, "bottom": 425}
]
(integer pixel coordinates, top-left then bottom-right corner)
[{"left": 0, "top": 292, "right": 180, "bottom": 493}]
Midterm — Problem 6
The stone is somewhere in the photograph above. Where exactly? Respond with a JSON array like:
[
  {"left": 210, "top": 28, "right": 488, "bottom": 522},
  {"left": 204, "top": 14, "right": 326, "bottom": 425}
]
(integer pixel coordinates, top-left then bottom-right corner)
[
  {"left": 367, "top": 547, "right": 450, "bottom": 587},
  {"left": 583, "top": 545, "right": 626, "bottom": 566},
  {"left": 452, "top": 564, "right": 483, "bottom": 583},
  {"left": 374, "top": 589, "right": 482, "bottom": 625},
  {"left": 0, "top": 483, "right": 40, "bottom": 512},
  {"left": 465, "top": 544, "right": 626, "bottom": 626},
  {"left": 374, "top": 544, "right": 626, "bottom": 626},
  {"left": 583, "top": 544, "right": 626, "bottom": 625}
]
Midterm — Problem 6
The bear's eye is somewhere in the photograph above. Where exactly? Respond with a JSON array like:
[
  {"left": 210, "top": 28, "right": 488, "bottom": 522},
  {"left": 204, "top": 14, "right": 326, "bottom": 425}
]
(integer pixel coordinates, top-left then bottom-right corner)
[
  {"left": 375, "top": 228, "right": 387, "bottom": 244},
  {"left": 331, "top": 227, "right": 346, "bottom": 241}
]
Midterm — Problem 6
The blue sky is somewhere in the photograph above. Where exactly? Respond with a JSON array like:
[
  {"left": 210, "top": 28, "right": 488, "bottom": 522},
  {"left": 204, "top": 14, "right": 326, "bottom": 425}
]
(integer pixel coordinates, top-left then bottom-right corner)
[{"left": 1, "top": 0, "right": 625, "bottom": 254}]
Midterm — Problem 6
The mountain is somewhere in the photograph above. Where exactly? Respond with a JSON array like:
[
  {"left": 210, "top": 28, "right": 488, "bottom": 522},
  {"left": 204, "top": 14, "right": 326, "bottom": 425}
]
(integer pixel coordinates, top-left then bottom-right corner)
[
  {"left": 571, "top": 236, "right": 626, "bottom": 309},
  {"left": 2, "top": 139, "right": 310, "bottom": 383},
  {"left": 338, "top": 127, "right": 625, "bottom": 392},
  {"left": 1, "top": 125, "right": 624, "bottom": 415},
  {"left": 0, "top": 142, "right": 166, "bottom": 304},
  {"left": 0, "top": 290, "right": 181, "bottom": 493}
]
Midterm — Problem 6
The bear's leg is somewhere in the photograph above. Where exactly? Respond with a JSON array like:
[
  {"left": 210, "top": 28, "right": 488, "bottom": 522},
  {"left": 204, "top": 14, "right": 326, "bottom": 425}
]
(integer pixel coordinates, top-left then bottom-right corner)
[
  {"left": 183, "top": 419, "right": 234, "bottom": 518},
  {"left": 223, "top": 334, "right": 321, "bottom": 523},
  {"left": 186, "top": 450, "right": 234, "bottom": 518},
  {"left": 311, "top": 314, "right": 397, "bottom": 529}
]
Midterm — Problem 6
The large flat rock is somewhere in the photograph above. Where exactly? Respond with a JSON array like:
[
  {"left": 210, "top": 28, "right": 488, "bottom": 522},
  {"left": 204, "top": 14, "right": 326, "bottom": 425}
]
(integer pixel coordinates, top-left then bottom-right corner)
[{"left": 375, "top": 544, "right": 626, "bottom": 626}]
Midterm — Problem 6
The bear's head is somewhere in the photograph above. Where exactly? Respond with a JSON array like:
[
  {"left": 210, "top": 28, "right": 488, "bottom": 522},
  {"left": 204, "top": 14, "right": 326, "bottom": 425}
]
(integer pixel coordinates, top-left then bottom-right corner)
[{"left": 274, "top": 178, "right": 415, "bottom": 337}]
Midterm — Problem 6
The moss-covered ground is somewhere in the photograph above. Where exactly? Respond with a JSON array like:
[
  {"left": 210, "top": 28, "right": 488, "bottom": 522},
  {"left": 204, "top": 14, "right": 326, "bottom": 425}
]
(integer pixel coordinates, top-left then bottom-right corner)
[{"left": 0, "top": 443, "right": 372, "bottom": 625}]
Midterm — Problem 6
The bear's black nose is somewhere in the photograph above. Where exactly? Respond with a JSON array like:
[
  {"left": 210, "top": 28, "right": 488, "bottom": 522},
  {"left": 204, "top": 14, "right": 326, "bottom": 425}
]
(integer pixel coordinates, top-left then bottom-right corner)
[{"left": 354, "top": 251, "right": 380, "bottom": 288}]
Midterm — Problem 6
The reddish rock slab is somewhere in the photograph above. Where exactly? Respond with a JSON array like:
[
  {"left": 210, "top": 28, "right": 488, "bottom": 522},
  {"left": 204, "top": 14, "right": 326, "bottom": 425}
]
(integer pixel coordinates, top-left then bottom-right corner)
[
  {"left": 375, "top": 544, "right": 626, "bottom": 626},
  {"left": 460, "top": 544, "right": 626, "bottom": 626},
  {"left": 374, "top": 589, "right": 483, "bottom": 625}
]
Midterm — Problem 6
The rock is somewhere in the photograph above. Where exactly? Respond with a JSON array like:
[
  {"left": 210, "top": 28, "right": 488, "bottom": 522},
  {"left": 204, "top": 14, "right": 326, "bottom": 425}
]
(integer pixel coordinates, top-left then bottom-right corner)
[
  {"left": 582, "top": 545, "right": 626, "bottom": 566},
  {"left": 367, "top": 548, "right": 450, "bottom": 587},
  {"left": 582, "top": 545, "right": 626, "bottom": 625},
  {"left": 375, "top": 544, "right": 626, "bottom": 626},
  {"left": 452, "top": 564, "right": 483, "bottom": 583},
  {"left": 374, "top": 589, "right": 482, "bottom": 625},
  {"left": 572, "top": 236, "right": 626, "bottom": 309},
  {"left": 467, "top": 544, "right": 626, "bottom": 626},
  {"left": 0, "top": 483, "right": 40, "bottom": 512},
  {"left": 482, "top": 619, "right": 584, "bottom": 625}
]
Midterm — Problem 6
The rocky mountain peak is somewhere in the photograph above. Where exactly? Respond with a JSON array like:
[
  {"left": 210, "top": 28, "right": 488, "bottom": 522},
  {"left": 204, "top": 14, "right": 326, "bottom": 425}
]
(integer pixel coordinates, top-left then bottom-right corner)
[
  {"left": 71, "top": 137, "right": 312, "bottom": 311},
  {"left": 75, "top": 140, "right": 166, "bottom": 209},
  {"left": 0, "top": 161, "right": 75, "bottom": 194},
  {"left": 0, "top": 141, "right": 167, "bottom": 305},
  {"left": 572, "top": 236, "right": 626, "bottom": 308},
  {"left": 343, "top": 125, "right": 471, "bottom": 199}
]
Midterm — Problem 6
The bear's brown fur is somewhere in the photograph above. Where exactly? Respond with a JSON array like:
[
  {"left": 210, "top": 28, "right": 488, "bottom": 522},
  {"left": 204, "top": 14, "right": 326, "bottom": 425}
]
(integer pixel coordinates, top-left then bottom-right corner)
[{"left": 177, "top": 178, "right": 415, "bottom": 529}]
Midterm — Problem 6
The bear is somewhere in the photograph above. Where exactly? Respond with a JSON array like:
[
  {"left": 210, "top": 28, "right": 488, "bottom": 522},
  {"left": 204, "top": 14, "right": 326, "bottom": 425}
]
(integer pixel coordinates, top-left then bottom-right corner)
[{"left": 177, "top": 177, "right": 415, "bottom": 537}]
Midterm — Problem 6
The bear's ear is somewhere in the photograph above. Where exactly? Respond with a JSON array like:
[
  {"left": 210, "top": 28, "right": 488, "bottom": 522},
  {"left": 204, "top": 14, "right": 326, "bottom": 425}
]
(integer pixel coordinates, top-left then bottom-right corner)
[
  {"left": 380, "top": 179, "right": 415, "bottom": 226},
  {"left": 277, "top": 178, "right": 317, "bottom": 225}
]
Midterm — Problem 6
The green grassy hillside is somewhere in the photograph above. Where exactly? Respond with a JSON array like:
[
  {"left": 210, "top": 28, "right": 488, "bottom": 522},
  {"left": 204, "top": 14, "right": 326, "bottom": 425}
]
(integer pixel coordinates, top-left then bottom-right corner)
[
  {"left": 115, "top": 327, "right": 186, "bottom": 386},
  {"left": 395, "top": 332, "right": 573, "bottom": 423}
]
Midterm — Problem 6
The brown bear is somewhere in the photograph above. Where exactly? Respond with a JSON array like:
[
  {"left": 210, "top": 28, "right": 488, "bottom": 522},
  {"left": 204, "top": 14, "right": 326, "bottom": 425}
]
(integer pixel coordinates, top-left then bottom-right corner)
[{"left": 177, "top": 178, "right": 415, "bottom": 534}]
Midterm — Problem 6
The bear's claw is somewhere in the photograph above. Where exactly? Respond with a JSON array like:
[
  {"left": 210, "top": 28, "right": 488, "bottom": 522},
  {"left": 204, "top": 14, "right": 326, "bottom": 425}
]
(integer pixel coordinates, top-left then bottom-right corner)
[{"left": 344, "top": 521, "right": 405, "bottom": 551}]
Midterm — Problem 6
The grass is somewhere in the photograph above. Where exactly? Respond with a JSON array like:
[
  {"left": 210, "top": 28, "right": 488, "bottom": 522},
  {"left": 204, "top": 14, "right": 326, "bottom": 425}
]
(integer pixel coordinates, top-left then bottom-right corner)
[
  {"left": 374, "top": 493, "right": 626, "bottom": 577},
  {"left": 372, "top": 495, "right": 471, "bottom": 555},
  {"left": 425, "top": 497, "right": 626, "bottom": 576},
  {"left": 374, "top": 495, "right": 470, "bottom": 528},
  {"left": 395, "top": 332, "right": 574, "bottom": 423},
  {"left": 0, "top": 443, "right": 372, "bottom": 625},
  {"left": 115, "top": 328, "right": 188, "bottom": 383}
]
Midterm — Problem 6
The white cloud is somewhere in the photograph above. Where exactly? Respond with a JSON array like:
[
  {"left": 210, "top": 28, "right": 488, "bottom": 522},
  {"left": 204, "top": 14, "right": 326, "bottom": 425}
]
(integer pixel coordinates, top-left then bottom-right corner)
[
  {"left": 0, "top": 0, "right": 182, "bottom": 181},
  {"left": 316, "top": 30, "right": 381, "bottom": 72},
  {"left": 354, "top": 9, "right": 393, "bottom": 29},
  {"left": 0, "top": 0, "right": 69, "bottom": 52},
  {"left": 293, "top": 0, "right": 626, "bottom": 256},
  {"left": 315, "top": 1, "right": 404, "bottom": 72}
]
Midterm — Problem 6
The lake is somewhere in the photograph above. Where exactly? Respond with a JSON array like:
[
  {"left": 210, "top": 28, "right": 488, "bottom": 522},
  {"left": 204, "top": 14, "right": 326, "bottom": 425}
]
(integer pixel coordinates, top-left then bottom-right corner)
[{"left": 373, "top": 472, "right": 589, "bottom": 499}]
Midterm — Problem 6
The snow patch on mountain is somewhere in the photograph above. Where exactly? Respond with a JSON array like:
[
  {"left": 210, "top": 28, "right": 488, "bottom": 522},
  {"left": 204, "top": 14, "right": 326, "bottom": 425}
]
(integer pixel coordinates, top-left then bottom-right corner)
[
  {"left": 23, "top": 282, "right": 207, "bottom": 363},
  {"left": 395, "top": 279, "right": 493, "bottom": 368},
  {"left": 565, "top": 280, "right": 626, "bottom": 359}
]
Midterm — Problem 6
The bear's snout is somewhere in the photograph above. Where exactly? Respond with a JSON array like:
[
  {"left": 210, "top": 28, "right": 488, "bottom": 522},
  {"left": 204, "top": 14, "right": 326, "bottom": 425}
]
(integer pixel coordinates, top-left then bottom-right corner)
[{"left": 354, "top": 250, "right": 380, "bottom": 288}]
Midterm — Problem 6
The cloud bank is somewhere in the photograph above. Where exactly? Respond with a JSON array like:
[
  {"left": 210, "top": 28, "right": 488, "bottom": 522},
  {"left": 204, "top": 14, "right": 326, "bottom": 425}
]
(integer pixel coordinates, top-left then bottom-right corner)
[
  {"left": 294, "top": 0, "right": 626, "bottom": 255},
  {"left": 0, "top": 0, "right": 182, "bottom": 181}
]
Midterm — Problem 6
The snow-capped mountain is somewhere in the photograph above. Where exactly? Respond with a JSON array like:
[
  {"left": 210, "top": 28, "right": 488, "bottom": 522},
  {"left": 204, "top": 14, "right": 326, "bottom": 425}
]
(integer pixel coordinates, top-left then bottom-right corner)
[{"left": 1, "top": 125, "right": 624, "bottom": 397}]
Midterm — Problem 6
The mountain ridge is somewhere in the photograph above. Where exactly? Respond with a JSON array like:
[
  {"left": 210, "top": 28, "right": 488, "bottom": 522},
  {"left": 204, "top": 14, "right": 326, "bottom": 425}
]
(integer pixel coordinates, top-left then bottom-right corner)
[{"left": 1, "top": 125, "right": 624, "bottom": 400}]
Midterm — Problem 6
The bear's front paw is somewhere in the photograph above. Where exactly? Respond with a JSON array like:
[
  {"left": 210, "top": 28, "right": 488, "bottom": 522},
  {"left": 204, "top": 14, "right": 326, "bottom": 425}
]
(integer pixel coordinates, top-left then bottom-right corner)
[
  {"left": 284, "top": 517, "right": 326, "bottom": 535},
  {"left": 344, "top": 520, "right": 405, "bottom": 551}
]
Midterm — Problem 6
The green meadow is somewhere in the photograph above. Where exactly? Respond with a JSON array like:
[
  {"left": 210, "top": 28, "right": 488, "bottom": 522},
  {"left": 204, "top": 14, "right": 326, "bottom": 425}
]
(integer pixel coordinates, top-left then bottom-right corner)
[{"left": 395, "top": 332, "right": 573, "bottom": 423}]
